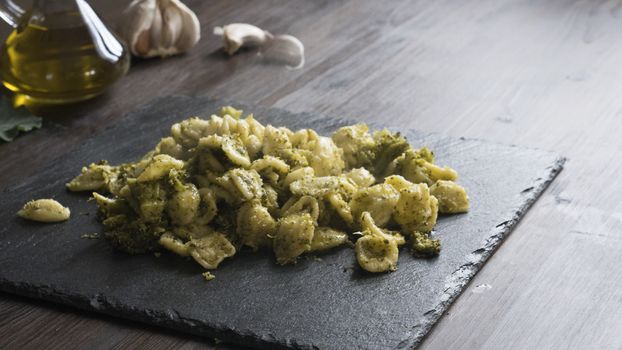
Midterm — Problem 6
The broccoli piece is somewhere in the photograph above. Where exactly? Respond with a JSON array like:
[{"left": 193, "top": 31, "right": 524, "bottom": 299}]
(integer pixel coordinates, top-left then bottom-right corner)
[
  {"left": 411, "top": 231, "right": 440, "bottom": 257},
  {"left": 130, "top": 180, "right": 168, "bottom": 224},
  {"left": 331, "top": 125, "right": 411, "bottom": 177},
  {"left": 371, "top": 129, "right": 410, "bottom": 177},
  {"left": 102, "top": 215, "right": 164, "bottom": 254},
  {"left": 397, "top": 148, "right": 457, "bottom": 185}
]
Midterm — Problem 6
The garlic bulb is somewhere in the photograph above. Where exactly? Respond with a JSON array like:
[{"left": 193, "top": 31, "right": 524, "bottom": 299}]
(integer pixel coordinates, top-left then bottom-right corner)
[
  {"left": 214, "top": 23, "right": 305, "bottom": 69},
  {"left": 118, "top": 0, "right": 201, "bottom": 58}
]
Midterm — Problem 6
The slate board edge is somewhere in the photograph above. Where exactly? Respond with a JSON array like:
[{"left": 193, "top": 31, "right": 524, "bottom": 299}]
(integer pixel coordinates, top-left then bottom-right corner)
[
  {"left": 0, "top": 279, "right": 304, "bottom": 350},
  {"left": 404, "top": 156, "right": 566, "bottom": 349},
  {"left": 0, "top": 95, "right": 567, "bottom": 350}
]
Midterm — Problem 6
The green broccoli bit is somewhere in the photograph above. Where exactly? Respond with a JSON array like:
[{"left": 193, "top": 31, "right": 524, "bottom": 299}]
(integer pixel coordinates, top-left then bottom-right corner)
[
  {"left": 103, "top": 215, "right": 165, "bottom": 254},
  {"left": 371, "top": 129, "right": 410, "bottom": 177},
  {"left": 131, "top": 181, "right": 168, "bottom": 224},
  {"left": 411, "top": 231, "right": 441, "bottom": 257}
]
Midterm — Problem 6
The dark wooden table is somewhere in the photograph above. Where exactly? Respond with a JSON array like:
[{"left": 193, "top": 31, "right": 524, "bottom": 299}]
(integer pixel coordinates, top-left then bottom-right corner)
[{"left": 2, "top": 0, "right": 621, "bottom": 349}]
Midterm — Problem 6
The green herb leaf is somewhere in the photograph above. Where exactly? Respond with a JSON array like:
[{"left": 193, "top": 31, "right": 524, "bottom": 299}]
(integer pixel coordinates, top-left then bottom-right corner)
[{"left": 0, "top": 96, "right": 42, "bottom": 142}]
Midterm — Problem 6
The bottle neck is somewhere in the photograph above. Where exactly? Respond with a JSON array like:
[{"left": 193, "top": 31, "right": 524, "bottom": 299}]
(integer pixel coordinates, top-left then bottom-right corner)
[
  {"left": 30, "top": 0, "right": 83, "bottom": 29},
  {"left": 35, "top": 0, "right": 78, "bottom": 13}
]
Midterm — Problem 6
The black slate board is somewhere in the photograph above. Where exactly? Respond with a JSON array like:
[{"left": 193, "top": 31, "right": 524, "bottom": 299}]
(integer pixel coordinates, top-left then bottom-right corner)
[{"left": 0, "top": 96, "right": 564, "bottom": 350}]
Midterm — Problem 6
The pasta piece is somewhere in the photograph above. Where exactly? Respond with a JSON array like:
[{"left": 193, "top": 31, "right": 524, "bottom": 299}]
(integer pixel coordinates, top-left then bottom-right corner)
[
  {"left": 350, "top": 184, "right": 399, "bottom": 227},
  {"left": 280, "top": 195, "right": 320, "bottom": 221},
  {"left": 188, "top": 232, "right": 236, "bottom": 269},
  {"left": 92, "top": 192, "right": 131, "bottom": 216},
  {"left": 310, "top": 227, "right": 349, "bottom": 252},
  {"left": 261, "top": 184, "right": 279, "bottom": 212},
  {"left": 326, "top": 192, "right": 354, "bottom": 226},
  {"left": 167, "top": 182, "right": 200, "bottom": 225},
  {"left": 263, "top": 125, "right": 292, "bottom": 156},
  {"left": 289, "top": 176, "right": 339, "bottom": 197},
  {"left": 394, "top": 183, "right": 438, "bottom": 233},
  {"left": 345, "top": 167, "right": 375, "bottom": 187},
  {"left": 66, "top": 162, "right": 117, "bottom": 192},
  {"left": 251, "top": 155, "right": 290, "bottom": 185},
  {"left": 18, "top": 199, "right": 70, "bottom": 223},
  {"left": 171, "top": 117, "right": 211, "bottom": 148},
  {"left": 245, "top": 115, "right": 265, "bottom": 142},
  {"left": 384, "top": 174, "right": 412, "bottom": 192},
  {"left": 137, "top": 154, "right": 184, "bottom": 182},
  {"left": 215, "top": 168, "right": 264, "bottom": 202},
  {"left": 282, "top": 166, "right": 314, "bottom": 188},
  {"left": 331, "top": 124, "right": 375, "bottom": 169},
  {"left": 355, "top": 212, "right": 401, "bottom": 273},
  {"left": 430, "top": 180, "right": 470, "bottom": 213},
  {"left": 273, "top": 213, "right": 315, "bottom": 265},
  {"left": 221, "top": 135, "right": 251, "bottom": 168},
  {"left": 195, "top": 188, "right": 218, "bottom": 224},
  {"left": 218, "top": 106, "right": 243, "bottom": 119},
  {"left": 155, "top": 137, "right": 185, "bottom": 159},
  {"left": 159, "top": 232, "right": 190, "bottom": 256},
  {"left": 237, "top": 199, "right": 277, "bottom": 250},
  {"left": 305, "top": 136, "right": 345, "bottom": 176}
]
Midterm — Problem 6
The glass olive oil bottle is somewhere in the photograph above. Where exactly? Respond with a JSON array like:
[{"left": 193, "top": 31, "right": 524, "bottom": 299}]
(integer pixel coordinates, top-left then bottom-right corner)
[{"left": 0, "top": 0, "right": 129, "bottom": 105}]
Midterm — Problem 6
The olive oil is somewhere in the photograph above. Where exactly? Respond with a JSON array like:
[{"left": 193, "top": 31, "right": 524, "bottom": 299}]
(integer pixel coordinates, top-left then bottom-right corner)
[{"left": 0, "top": 6, "right": 129, "bottom": 105}]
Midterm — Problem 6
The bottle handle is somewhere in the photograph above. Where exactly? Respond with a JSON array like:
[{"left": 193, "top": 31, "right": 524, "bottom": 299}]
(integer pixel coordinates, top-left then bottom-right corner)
[{"left": 0, "top": 0, "right": 24, "bottom": 28}]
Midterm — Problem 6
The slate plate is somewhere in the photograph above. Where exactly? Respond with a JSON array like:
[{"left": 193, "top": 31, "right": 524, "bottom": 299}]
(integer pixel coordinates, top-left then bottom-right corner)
[{"left": 0, "top": 96, "right": 564, "bottom": 350}]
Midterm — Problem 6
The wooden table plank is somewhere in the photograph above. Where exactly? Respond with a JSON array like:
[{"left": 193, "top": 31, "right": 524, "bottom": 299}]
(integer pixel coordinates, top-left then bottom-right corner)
[{"left": 1, "top": 0, "right": 620, "bottom": 349}]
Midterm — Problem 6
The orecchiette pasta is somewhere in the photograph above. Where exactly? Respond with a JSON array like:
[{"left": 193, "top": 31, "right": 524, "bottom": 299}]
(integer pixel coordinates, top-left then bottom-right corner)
[
  {"left": 18, "top": 199, "right": 71, "bottom": 223},
  {"left": 273, "top": 213, "right": 315, "bottom": 265},
  {"left": 68, "top": 106, "right": 469, "bottom": 276}
]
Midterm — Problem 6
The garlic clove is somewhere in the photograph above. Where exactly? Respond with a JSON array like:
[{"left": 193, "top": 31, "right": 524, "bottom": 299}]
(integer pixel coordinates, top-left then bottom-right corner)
[
  {"left": 214, "top": 23, "right": 305, "bottom": 68},
  {"left": 260, "top": 34, "right": 305, "bottom": 69},
  {"left": 119, "top": 0, "right": 156, "bottom": 57},
  {"left": 118, "top": 0, "right": 201, "bottom": 58},
  {"left": 161, "top": 3, "right": 182, "bottom": 48},
  {"left": 214, "top": 23, "right": 273, "bottom": 55},
  {"left": 147, "top": 2, "right": 163, "bottom": 54},
  {"left": 166, "top": 0, "right": 201, "bottom": 53}
]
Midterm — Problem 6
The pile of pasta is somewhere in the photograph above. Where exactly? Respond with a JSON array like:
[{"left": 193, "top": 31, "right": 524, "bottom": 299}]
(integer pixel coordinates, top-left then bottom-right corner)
[{"left": 67, "top": 107, "right": 469, "bottom": 275}]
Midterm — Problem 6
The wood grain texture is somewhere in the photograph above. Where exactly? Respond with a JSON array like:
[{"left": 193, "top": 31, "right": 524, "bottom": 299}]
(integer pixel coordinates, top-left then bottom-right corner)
[{"left": 0, "top": 0, "right": 619, "bottom": 349}]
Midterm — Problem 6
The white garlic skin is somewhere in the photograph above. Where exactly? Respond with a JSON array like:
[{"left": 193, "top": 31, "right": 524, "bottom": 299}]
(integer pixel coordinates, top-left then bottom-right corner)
[{"left": 118, "top": 0, "right": 201, "bottom": 58}]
